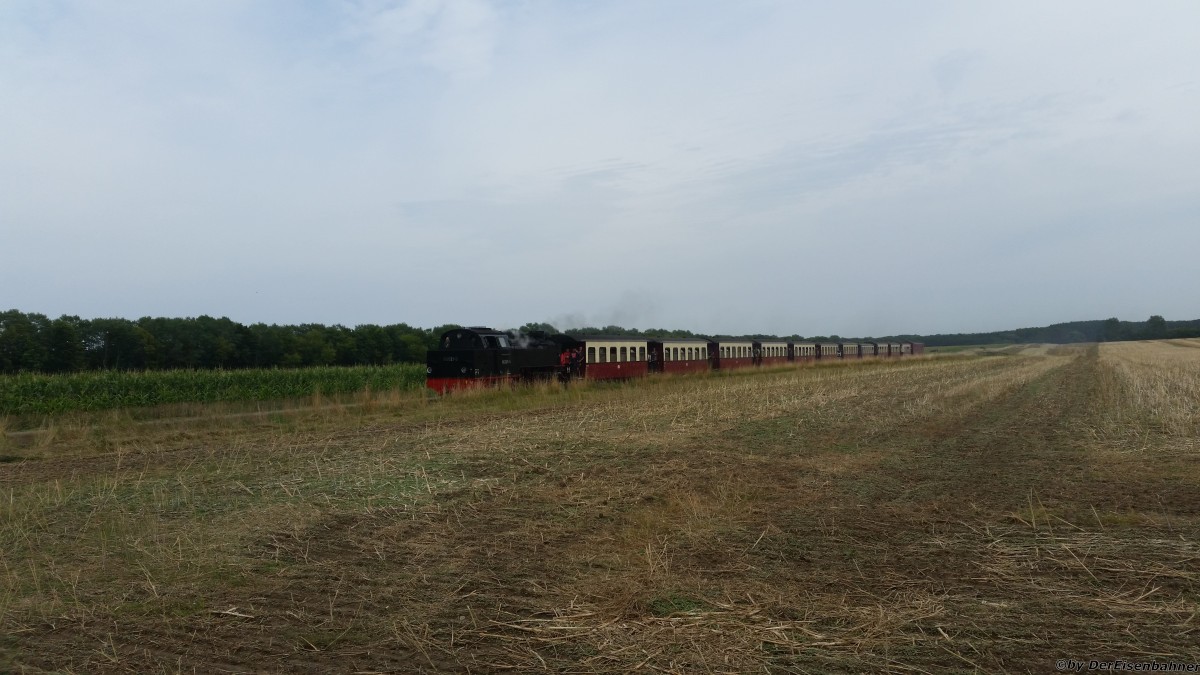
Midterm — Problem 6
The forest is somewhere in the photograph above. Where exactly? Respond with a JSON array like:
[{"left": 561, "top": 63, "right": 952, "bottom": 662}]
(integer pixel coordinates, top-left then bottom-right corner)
[
  {"left": 0, "top": 310, "right": 457, "bottom": 374},
  {"left": 2, "top": 310, "right": 1198, "bottom": 374}
]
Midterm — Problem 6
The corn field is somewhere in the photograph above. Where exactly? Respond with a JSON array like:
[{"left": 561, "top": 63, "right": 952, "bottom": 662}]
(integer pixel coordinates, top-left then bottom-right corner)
[{"left": 0, "top": 364, "right": 427, "bottom": 416}]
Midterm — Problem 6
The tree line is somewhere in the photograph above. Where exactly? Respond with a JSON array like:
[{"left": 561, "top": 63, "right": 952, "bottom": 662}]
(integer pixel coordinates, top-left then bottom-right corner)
[
  {"left": 0, "top": 310, "right": 460, "bottom": 374},
  {"left": 4, "top": 311, "right": 1197, "bottom": 375},
  {"left": 903, "top": 316, "right": 1200, "bottom": 348},
  {"left": 531, "top": 316, "right": 1200, "bottom": 347}
]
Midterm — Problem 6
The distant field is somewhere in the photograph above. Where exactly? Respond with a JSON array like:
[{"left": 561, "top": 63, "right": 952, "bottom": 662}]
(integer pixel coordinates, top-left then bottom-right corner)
[
  {"left": 1, "top": 346, "right": 1197, "bottom": 672},
  {"left": 927, "top": 342, "right": 1047, "bottom": 354},
  {"left": 0, "top": 364, "right": 426, "bottom": 420},
  {"left": 926, "top": 342, "right": 1012, "bottom": 353}
]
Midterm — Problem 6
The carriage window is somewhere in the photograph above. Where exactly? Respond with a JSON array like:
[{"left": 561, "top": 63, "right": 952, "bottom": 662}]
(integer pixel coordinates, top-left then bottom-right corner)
[
  {"left": 620, "top": 347, "right": 627, "bottom": 361},
  {"left": 587, "top": 347, "right": 596, "bottom": 362},
  {"left": 597, "top": 347, "right": 606, "bottom": 363},
  {"left": 673, "top": 347, "right": 680, "bottom": 360},
  {"left": 609, "top": 347, "right": 617, "bottom": 361},
  {"left": 702, "top": 347, "right": 707, "bottom": 358},
  {"left": 496, "top": 336, "right": 509, "bottom": 348}
]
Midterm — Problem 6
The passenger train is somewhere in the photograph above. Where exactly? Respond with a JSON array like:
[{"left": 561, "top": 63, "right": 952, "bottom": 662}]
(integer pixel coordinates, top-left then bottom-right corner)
[{"left": 426, "top": 326, "right": 924, "bottom": 394}]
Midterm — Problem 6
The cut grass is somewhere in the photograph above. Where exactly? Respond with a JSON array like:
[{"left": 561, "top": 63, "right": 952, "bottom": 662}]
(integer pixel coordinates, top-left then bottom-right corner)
[{"left": 1, "top": 344, "right": 1197, "bottom": 672}]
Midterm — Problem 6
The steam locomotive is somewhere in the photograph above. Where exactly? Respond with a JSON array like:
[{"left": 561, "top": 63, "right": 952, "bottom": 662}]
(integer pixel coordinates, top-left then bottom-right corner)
[{"left": 426, "top": 326, "right": 924, "bottom": 394}]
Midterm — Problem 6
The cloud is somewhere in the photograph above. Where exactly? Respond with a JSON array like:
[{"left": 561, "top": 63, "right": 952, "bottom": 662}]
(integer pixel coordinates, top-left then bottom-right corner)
[
  {"left": 348, "top": 0, "right": 499, "bottom": 78},
  {"left": 2, "top": 1, "right": 1200, "bottom": 334}
]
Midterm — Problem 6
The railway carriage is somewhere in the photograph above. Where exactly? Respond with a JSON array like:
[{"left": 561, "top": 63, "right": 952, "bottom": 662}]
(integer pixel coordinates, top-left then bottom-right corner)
[
  {"left": 566, "top": 335, "right": 650, "bottom": 380},
  {"left": 650, "top": 338, "right": 710, "bottom": 374},
  {"left": 712, "top": 340, "right": 755, "bottom": 370},
  {"left": 792, "top": 342, "right": 818, "bottom": 362},
  {"left": 756, "top": 340, "right": 790, "bottom": 366},
  {"left": 814, "top": 343, "right": 839, "bottom": 360}
]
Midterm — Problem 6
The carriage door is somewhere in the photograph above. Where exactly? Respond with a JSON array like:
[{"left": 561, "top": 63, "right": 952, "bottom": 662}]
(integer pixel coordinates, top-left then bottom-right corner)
[{"left": 648, "top": 343, "right": 665, "bottom": 374}]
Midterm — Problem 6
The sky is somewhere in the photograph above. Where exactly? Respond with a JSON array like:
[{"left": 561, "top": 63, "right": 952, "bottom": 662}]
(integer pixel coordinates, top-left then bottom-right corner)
[{"left": 3, "top": 1, "right": 1199, "bottom": 338}]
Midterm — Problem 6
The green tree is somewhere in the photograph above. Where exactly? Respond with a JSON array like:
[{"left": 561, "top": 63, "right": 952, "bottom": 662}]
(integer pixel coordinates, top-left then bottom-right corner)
[
  {"left": 1145, "top": 315, "right": 1168, "bottom": 340},
  {"left": 0, "top": 310, "right": 48, "bottom": 372},
  {"left": 1101, "top": 317, "right": 1123, "bottom": 342},
  {"left": 81, "top": 318, "right": 155, "bottom": 370},
  {"left": 44, "top": 317, "right": 86, "bottom": 372},
  {"left": 296, "top": 327, "right": 335, "bottom": 366}
]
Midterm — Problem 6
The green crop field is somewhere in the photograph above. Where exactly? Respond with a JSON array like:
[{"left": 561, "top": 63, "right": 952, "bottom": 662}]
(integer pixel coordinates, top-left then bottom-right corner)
[{"left": 0, "top": 364, "right": 427, "bottom": 418}]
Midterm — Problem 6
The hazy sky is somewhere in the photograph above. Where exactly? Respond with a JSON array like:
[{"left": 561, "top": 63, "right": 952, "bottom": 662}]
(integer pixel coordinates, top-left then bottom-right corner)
[{"left": 3, "top": 1, "right": 1198, "bottom": 337}]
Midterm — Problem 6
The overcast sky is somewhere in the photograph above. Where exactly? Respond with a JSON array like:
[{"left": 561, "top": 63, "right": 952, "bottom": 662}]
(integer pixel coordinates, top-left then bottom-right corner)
[{"left": 3, "top": 1, "right": 1198, "bottom": 337}]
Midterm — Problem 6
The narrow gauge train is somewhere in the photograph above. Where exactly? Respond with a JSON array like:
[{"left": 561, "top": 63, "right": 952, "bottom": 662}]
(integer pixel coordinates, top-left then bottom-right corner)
[{"left": 426, "top": 326, "right": 924, "bottom": 394}]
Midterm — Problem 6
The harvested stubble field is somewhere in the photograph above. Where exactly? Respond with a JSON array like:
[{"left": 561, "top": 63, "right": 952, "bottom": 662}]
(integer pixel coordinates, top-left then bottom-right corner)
[{"left": 1, "top": 343, "right": 1197, "bottom": 673}]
